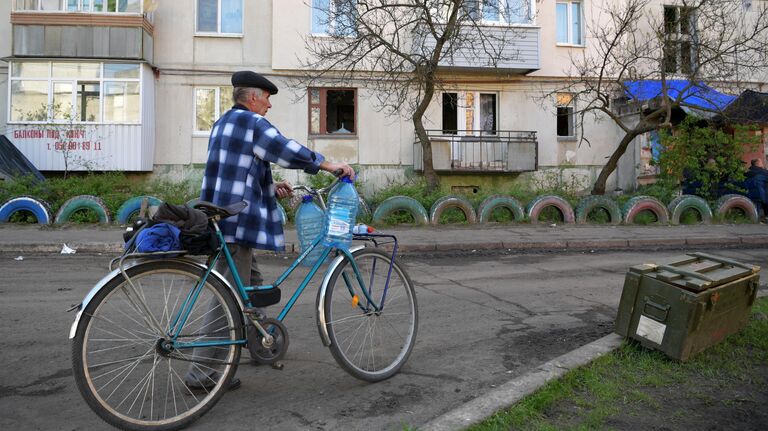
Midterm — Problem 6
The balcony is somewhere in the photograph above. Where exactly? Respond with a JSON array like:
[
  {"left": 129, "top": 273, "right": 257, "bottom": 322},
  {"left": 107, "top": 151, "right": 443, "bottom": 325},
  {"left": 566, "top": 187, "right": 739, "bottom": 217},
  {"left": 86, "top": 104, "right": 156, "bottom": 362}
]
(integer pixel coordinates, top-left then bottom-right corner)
[
  {"left": 10, "top": 6, "right": 154, "bottom": 62},
  {"left": 417, "top": 25, "right": 540, "bottom": 74},
  {"left": 413, "top": 130, "right": 538, "bottom": 173}
]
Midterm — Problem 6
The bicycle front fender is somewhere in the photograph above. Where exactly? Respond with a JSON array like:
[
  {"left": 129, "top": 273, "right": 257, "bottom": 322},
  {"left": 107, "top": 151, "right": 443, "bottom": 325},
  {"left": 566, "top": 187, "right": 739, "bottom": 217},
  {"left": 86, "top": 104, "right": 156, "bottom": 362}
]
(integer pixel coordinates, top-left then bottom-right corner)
[
  {"left": 316, "top": 245, "right": 366, "bottom": 347},
  {"left": 68, "top": 257, "right": 245, "bottom": 339}
]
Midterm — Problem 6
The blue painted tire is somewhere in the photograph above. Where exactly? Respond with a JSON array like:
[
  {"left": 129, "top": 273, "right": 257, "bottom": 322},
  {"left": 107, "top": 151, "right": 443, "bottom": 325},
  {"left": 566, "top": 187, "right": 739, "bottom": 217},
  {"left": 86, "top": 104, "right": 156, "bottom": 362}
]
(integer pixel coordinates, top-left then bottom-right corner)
[
  {"left": 526, "top": 195, "right": 575, "bottom": 224},
  {"left": 575, "top": 195, "right": 622, "bottom": 224},
  {"left": 116, "top": 196, "right": 163, "bottom": 224},
  {"left": 372, "top": 196, "right": 429, "bottom": 225},
  {"left": 667, "top": 195, "right": 712, "bottom": 225},
  {"left": 477, "top": 195, "right": 525, "bottom": 223},
  {"left": 0, "top": 196, "right": 52, "bottom": 224},
  {"left": 429, "top": 195, "right": 477, "bottom": 224},
  {"left": 715, "top": 194, "right": 759, "bottom": 223},
  {"left": 55, "top": 195, "right": 111, "bottom": 224}
]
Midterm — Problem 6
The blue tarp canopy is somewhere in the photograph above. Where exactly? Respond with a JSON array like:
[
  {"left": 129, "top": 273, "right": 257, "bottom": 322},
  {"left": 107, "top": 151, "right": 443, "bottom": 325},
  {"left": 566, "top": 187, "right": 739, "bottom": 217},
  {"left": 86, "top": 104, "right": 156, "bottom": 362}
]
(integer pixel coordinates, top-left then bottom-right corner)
[{"left": 624, "top": 80, "right": 736, "bottom": 112}]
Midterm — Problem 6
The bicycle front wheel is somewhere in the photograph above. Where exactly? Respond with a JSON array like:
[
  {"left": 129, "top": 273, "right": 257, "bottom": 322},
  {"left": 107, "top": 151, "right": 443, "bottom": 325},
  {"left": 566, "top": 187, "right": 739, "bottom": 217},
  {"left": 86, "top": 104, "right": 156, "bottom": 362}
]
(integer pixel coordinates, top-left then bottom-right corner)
[
  {"left": 72, "top": 260, "right": 243, "bottom": 431},
  {"left": 321, "top": 248, "right": 418, "bottom": 382}
]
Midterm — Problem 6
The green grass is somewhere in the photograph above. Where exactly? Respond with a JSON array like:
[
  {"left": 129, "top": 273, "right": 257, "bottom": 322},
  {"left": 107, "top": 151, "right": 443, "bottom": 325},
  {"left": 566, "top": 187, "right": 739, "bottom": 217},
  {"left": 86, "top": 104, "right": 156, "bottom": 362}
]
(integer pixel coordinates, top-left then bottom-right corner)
[{"left": 466, "top": 297, "right": 768, "bottom": 431}]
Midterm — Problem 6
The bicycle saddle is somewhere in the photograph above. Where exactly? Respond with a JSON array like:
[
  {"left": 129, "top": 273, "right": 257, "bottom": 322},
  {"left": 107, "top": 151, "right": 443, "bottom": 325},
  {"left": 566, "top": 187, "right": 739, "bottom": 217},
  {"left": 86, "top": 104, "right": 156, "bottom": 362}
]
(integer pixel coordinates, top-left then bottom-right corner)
[{"left": 193, "top": 201, "right": 248, "bottom": 218}]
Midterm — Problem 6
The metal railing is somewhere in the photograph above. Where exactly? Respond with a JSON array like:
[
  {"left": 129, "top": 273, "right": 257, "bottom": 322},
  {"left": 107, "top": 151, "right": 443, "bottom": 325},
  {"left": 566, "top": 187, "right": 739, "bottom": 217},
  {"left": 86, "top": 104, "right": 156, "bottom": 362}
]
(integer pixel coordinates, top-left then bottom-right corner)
[{"left": 413, "top": 130, "right": 538, "bottom": 173}]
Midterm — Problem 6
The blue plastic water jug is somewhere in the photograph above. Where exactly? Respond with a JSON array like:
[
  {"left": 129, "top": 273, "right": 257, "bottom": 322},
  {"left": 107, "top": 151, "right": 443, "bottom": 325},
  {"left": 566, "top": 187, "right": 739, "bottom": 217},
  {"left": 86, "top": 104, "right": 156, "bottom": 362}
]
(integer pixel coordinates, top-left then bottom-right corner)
[
  {"left": 323, "top": 177, "right": 359, "bottom": 250},
  {"left": 295, "top": 195, "right": 327, "bottom": 266}
]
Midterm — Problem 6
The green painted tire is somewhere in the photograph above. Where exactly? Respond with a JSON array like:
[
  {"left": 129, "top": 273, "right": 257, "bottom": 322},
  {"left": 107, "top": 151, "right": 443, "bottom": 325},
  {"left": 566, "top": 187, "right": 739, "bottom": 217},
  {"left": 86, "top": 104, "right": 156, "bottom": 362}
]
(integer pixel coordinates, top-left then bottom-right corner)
[
  {"left": 667, "top": 195, "right": 712, "bottom": 225},
  {"left": 116, "top": 196, "right": 163, "bottom": 224},
  {"left": 54, "top": 195, "right": 111, "bottom": 224},
  {"left": 429, "top": 195, "right": 477, "bottom": 224},
  {"left": 715, "top": 194, "right": 759, "bottom": 223},
  {"left": 526, "top": 195, "right": 575, "bottom": 224},
  {"left": 477, "top": 195, "right": 525, "bottom": 223},
  {"left": 0, "top": 196, "right": 52, "bottom": 224},
  {"left": 622, "top": 196, "right": 669, "bottom": 224},
  {"left": 185, "top": 198, "right": 200, "bottom": 208},
  {"left": 575, "top": 195, "right": 622, "bottom": 225},
  {"left": 372, "top": 196, "right": 429, "bottom": 225}
]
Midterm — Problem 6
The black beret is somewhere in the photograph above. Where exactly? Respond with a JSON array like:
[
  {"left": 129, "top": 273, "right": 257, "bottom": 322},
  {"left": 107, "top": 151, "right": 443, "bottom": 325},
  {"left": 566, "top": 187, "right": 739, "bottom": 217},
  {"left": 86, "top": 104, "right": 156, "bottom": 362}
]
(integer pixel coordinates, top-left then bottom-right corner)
[{"left": 231, "top": 71, "right": 278, "bottom": 95}]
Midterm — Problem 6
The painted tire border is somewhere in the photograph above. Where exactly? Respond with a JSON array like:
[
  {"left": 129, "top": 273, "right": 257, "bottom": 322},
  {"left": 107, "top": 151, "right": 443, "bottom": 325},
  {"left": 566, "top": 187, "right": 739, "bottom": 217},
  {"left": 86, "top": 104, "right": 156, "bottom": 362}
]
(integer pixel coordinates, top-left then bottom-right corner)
[
  {"left": 715, "top": 194, "right": 759, "bottom": 223},
  {"left": 575, "top": 195, "right": 622, "bottom": 225},
  {"left": 622, "top": 196, "right": 670, "bottom": 224},
  {"left": 116, "top": 196, "right": 163, "bottom": 224},
  {"left": 526, "top": 195, "right": 575, "bottom": 224},
  {"left": 667, "top": 195, "right": 713, "bottom": 225},
  {"left": 477, "top": 195, "right": 525, "bottom": 223},
  {"left": 429, "top": 195, "right": 477, "bottom": 225},
  {"left": 0, "top": 196, "right": 52, "bottom": 224},
  {"left": 372, "top": 196, "right": 429, "bottom": 225},
  {"left": 54, "top": 195, "right": 111, "bottom": 224}
]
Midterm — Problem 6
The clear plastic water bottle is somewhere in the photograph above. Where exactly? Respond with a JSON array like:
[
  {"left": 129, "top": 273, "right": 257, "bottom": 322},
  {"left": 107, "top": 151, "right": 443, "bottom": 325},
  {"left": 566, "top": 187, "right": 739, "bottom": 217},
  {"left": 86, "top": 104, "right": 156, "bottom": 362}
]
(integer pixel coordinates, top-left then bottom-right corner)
[
  {"left": 295, "top": 195, "right": 327, "bottom": 266},
  {"left": 323, "top": 177, "right": 359, "bottom": 250},
  {"left": 352, "top": 224, "right": 374, "bottom": 234}
]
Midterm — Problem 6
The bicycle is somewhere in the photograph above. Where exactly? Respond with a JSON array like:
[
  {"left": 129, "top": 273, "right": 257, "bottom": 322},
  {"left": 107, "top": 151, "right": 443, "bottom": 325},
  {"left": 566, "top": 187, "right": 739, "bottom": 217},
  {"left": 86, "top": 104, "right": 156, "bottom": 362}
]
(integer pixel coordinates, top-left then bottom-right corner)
[{"left": 68, "top": 175, "right": 418, "bottom": 430}]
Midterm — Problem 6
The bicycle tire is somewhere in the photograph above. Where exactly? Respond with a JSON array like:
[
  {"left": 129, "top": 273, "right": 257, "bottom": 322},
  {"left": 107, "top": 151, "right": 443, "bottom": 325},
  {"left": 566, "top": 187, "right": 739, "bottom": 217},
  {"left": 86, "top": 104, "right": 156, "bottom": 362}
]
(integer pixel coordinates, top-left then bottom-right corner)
[
  {"left": 320, "top": 248, "right": 418, "bottom": 382},
  {"left": 72, "top": 260, "right": 243, "bottom": 431}
]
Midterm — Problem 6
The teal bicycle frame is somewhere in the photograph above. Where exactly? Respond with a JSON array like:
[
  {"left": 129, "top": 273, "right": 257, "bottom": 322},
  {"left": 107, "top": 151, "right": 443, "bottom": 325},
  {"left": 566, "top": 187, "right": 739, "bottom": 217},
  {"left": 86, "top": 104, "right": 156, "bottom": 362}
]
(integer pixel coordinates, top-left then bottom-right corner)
[{"left": 167, "top": 221, "right": 383, "bottom": 351}]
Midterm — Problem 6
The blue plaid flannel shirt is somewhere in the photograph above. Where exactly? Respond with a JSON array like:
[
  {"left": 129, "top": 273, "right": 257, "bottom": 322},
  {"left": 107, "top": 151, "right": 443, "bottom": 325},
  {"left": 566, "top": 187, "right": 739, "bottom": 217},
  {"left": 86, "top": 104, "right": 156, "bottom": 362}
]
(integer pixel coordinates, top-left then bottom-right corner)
[{"left": 201, "top": 105, "right": 324, "bottom": 251}]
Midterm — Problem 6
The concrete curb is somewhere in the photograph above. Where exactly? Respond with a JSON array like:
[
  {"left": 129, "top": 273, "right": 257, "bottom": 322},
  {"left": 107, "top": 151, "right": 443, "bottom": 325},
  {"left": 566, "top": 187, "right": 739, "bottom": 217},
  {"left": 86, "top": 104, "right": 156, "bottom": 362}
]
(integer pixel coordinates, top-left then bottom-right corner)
[
  {"left": 421, "top": 333, "right": 624, "bottom": 431},
  {"left": 2, "top": 235, "right": 768, "bottom": 255}
]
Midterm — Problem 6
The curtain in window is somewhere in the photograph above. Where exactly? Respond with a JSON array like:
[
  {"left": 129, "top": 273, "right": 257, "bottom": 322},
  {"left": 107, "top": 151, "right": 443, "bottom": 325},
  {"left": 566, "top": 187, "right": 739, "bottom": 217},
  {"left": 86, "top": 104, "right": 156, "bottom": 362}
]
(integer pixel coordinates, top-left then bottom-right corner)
[{"left": 556, "top": 3, "right": 568, "bottom": 43}]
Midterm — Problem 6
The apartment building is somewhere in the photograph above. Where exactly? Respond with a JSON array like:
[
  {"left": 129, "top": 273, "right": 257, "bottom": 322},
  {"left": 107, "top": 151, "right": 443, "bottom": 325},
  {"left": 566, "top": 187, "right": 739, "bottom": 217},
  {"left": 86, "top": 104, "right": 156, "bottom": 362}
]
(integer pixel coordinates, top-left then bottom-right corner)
[{"left": 1, "top": 1, "right": 765, "bottom": 194}]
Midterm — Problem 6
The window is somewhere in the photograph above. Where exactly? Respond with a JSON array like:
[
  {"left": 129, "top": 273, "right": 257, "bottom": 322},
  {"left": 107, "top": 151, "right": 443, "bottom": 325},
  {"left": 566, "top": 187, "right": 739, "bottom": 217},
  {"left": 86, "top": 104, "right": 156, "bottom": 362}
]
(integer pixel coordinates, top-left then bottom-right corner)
[
  {"left": 663, "top": 5, "right": 696, "bottom": 74},
  {"left": 311, "top": 0, "right": 357, "bottom": 36},
  {"left": 556, "top": 93, "right": 575, "bottom": 138},
  {"left": 15, "top": 0, "right": 141, "bottom": 12},
  {"left": 477, "top": 0, "right": 533, "bottom": 24},
  {"left": 194, "top": 87, "right": 234, "bottom": 133},
  {"left": 441, "top": 91, "right": 498, "bottom": 135},
  {"left": 308, "top": 88, "right": 357, "bottom": 135},
  {"left": 9, "top": 61, "right": 141, "bottom": 124},
  {"left": 197, "top": 0, "right": 243, "bottom": 35},
  {"left": 556, "top": 1, "right": 582, "bottom": 45}
]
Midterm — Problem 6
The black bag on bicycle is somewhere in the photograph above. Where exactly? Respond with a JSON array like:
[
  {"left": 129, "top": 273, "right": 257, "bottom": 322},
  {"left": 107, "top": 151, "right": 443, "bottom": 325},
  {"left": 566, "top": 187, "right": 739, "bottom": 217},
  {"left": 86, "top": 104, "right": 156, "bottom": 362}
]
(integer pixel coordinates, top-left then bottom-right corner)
[{"left": 151, "top": 203, "right": 220, "bottom": 255}]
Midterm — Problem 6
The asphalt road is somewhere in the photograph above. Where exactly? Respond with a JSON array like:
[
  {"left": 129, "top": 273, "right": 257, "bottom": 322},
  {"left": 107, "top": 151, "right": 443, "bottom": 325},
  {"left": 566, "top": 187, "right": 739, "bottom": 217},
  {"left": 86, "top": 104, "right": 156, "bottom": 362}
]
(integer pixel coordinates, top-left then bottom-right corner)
[{"left": 1, "top": 248, "right": 766, "bottom": 430}]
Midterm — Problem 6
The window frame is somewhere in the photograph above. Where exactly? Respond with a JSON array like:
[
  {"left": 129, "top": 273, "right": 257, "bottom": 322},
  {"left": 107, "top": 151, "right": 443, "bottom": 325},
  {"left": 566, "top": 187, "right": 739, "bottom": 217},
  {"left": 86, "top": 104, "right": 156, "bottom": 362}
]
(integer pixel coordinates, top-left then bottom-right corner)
[
  {"left": 307, "top": 87, "right": 358, "bottom": 137},
  {"left": 14, "top": 0, "right": 143, "bottom": 13},
  {"left": 310, "top": 0, "right": 358, "bottom": 37},
  {"left": 556, "top": 0, "right": 584, "bottom": 47},
  {"left": 195, "top": 0, "right": 244, "bottom": 38},
  {"left": 193, "top": 86, "right": 233, "bottom": 135},
  {"left": 476, "top": 0, "right": 536, "bottom": 26},
  {"left": 556, "top": 92, "right": 576, "bottom": 140},
  {"left": 441, "top": 91, "right": 500, "bottom": 136},
  {"left": 663, "top": 5, "right": 696, "bottom": 75},
  {"left": 7, "top": 60, "right": 142, "bottom": 125}
]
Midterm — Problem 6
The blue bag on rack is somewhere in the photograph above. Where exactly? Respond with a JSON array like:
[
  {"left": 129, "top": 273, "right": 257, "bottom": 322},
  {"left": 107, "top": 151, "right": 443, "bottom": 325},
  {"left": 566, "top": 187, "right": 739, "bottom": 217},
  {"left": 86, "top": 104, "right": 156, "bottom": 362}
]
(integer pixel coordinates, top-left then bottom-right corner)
[{"left": 133, "top": 222, "right": 181, "bottom": 253}]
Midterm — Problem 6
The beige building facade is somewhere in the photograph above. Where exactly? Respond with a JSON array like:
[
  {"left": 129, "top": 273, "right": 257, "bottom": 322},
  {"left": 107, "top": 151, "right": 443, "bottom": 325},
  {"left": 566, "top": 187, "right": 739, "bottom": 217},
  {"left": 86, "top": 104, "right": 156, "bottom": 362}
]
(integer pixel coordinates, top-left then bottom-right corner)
[{"left": 1, "top": 1, "right": 766, "bottom": 195}]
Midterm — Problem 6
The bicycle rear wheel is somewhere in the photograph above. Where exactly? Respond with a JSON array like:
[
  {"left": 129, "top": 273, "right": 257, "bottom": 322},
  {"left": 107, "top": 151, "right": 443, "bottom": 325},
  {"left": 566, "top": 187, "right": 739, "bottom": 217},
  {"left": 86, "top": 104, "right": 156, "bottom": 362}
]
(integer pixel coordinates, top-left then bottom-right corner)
[
  {"left": 72, "top": 260, "right": 243, "bottom": 431},
  {"left": 321, "top": 248, "right": 418, "bottom": 382}
]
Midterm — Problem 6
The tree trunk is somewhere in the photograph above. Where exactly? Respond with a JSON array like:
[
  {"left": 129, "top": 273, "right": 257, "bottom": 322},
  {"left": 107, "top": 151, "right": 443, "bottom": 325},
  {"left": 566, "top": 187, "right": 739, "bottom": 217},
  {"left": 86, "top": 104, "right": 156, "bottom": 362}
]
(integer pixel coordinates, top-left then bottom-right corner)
[
  {"left": 591, "top": 130, "right": 642, "bottom": 195},
  {"left": 413, "top": 73, "right": 439, "bottom": 192}
]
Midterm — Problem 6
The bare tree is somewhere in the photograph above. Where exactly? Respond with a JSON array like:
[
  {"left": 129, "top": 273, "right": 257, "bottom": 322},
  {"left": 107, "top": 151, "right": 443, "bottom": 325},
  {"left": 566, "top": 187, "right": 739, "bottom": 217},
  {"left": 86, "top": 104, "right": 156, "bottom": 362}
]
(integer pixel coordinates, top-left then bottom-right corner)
[
  {"left": 298, "top": 0, "right": 533, "bottom": 191},
  {"left": 551, "top": 0, "right": 768, "bottom": 195}
]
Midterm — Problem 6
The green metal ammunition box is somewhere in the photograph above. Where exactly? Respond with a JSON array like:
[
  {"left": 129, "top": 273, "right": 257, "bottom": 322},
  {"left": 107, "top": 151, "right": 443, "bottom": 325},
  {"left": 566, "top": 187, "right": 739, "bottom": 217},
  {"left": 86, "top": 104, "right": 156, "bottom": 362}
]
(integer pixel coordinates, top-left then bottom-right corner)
[{"left": 614, "top": 252, "right": 760, "bottom": 361}]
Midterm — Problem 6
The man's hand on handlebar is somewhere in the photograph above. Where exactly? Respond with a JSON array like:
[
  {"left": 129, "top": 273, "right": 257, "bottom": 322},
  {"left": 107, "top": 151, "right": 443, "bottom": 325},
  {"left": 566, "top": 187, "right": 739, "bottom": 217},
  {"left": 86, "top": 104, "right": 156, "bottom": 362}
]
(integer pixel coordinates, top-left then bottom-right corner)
[
  {"left": 275, "top": 180, "right": 294, "bottom": 199},
  {"left": 320, "top": 161, "right": 355, "bottom": 180}
]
